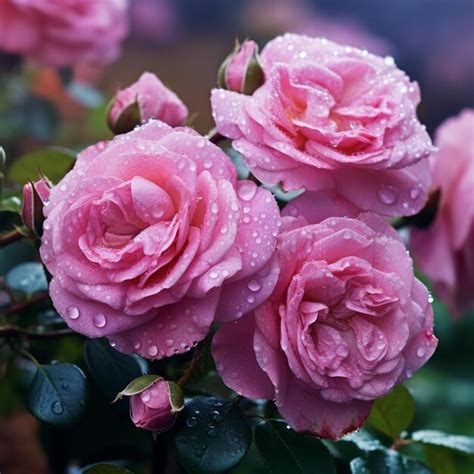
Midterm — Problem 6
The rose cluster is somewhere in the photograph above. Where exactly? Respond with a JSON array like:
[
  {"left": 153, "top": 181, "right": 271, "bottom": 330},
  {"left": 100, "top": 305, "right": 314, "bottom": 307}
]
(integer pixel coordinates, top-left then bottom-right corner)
[{"left": 31, "top": 34, "right": 451, "bottom": 439}]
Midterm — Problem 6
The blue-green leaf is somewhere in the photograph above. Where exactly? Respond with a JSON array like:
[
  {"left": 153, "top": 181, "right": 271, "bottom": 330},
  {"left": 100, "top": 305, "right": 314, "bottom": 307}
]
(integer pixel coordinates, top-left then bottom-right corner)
[
  {"left": 27, "top": 363, "right": 88, "bottom": 426},
  {"left": 174, "top": 396, "right": 251, "bottom": 473},
  {"left": 412, "top": 430, "right": 474, "bottom": 455}
]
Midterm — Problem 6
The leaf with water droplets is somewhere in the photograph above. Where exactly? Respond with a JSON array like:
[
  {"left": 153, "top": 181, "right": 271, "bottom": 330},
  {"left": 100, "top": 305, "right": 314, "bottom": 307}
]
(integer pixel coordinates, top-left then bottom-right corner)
[
  {"left": 350, "top": 450, "right": 432, "bottom": 473},
  {"left": 27, "top": 363, "right": 88, "bottom": 426},
  {"left": 255, "top": 419, "right": 336, "bottom": 474},
  {"left": 84, "top": 338, "right": 148, "bottom": 406},
  {"left": 411, "top": 430, "right": 474, "bottom": 455},
  {"left": 174, "top": 396, "right": 251, "bottom": 473},
  {"left": 366, "top": 385, "right": 415, "bottom": 440}
]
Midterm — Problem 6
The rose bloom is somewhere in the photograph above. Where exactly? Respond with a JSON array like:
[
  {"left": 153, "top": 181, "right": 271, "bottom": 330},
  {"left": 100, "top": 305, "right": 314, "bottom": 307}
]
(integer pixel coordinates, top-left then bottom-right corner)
[
  {"left": 410, "top": 109, "right": 474, "bottom": 317},
  {"left": 0, "top": 0, "right": 129, "bottom": 66},
  {"left": 107, "top": 72, "right": 188, "bottom": 133},
  {"left": 213, "top": 196, "right": 437, "bottom": 439},
  {"left": 40, "top": 120, "right": 280, "bottom": 359},
  {"left": 211, "top": 33, "right": 433, "bottom": 217}
]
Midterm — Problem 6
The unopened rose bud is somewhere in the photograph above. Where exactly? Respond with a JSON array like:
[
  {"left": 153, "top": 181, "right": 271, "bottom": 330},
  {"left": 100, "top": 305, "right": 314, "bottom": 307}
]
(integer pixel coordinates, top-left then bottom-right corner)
[
  {"left": 21, "top": 178, "right": 51, "bottom": 237},
  {"left": 218, "top": 40, "right": 264, "bottom": 94},
  {"left": 130, "top": 378, "right": 183, "bottom": 432},
  {"left": 107, "top": 72, "right": 188, "bottom": 134}
]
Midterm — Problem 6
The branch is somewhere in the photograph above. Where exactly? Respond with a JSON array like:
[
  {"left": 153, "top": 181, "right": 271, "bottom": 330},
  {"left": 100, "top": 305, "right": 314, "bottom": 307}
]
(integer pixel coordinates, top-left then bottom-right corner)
[
  {"left": 0, "top": 227, "right": 24, "bottom": 247},
  {"left": 3, "top": 293, "right": 49, "bottom": 316},
  {"left": 0, "top": 325, "right": 73, "bottom": 339},
  {"left": 178, "top": 345, "right": 204, "bottom": 388}
]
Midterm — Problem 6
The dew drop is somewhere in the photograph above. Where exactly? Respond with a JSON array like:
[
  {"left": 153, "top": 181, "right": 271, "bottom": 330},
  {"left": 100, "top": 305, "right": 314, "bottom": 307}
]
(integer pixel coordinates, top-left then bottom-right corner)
[
  {"left": 51, "top": 401, "right": 64, "bottom": 415},
  {"left": 66, "top": 306, "right": 80, "bottom": 320},
  {"left": 186, "top": 416, "right": 198, "bottom": 428},
  {"left": 237, "top": 182, "right": 257, "bottom": 201},
  {"left": 165, "top": 339, "right": 174, "bottom": 347},
  {"left": 377, "top": 185, "right": 398, "bottom": 205},
  {"left": 148, "top": 345, "right": 158, "bottom": 357},
  {"left": 410, "top": 187, "right": 420, "bottom": 200},
  {"left": 416, "top": 347, "right": 426, "bottom": 358},
  {"left": 93, "top": 313, "right": 107, "bottom": 328},
  {"left": 247, "top": 280, "right": 261, "bottom": 292}
]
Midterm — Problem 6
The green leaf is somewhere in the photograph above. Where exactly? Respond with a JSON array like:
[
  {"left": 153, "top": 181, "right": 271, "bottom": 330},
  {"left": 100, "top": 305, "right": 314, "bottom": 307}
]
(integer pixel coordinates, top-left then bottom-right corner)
[
  {"left": 27, "top": 363, "right": 88, "bottom": 426},
  {"left": 7, "top": 147, "right": 75, "bottom": 185},
  {"left": 174, "top": 396, "right": 251, "bottom": 473},
  {"left": 411, "top": 430, "right": 474, "bottom": 455},
  {"left": 0, "top": 195, "right": 21, "bottom": 213},
  {"left": 350, "top": 450, "right": 432, "bottom": 474},
  {"left": 255, "top": 419, "right": 336, "bottom": 474},
  {"left": 112, "top": 374, "right": 161, "bottom": 402},
  {"left": 423, "top": 445, "right": 457, "bottom": 474},
  {"left": 82, "top": 463, "right": 132, "bottom": 474},
  {"left": 84, "top": 338, "right": 148, "bottom": 404},
  {"left": 366, "top": 385, "right": 415, "bottom": 439}
]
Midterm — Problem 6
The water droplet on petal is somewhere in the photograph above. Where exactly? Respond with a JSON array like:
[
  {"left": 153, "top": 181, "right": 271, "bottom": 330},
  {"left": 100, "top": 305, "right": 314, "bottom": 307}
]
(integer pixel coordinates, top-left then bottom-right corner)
[
  {"left": 93, "top": 313, "right": 107, "bottom": 328},
  {"left": 66, "top": 306, "right": 80, "bottom": 320},
  {"left": 237, "top": 182, "right": 257, "bottom": 201},
  {"left": 377, "top": 185, "right": 398, "bottom": 205},
  {"left": 247, "top": 280, "right": 261, "bottom": 292},
  {"left": 148, "top": 345, "right": 158, "bottom": 357}
]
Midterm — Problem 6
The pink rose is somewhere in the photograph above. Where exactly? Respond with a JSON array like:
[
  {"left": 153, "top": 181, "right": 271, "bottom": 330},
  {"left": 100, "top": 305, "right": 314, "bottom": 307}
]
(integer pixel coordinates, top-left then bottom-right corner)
[
  {"left": 107, "top": 72, "right": 188, "bottom": 134},
  {"left": 130, "top": 379, "right": 183, "bottom": 432},
  {"left": 211, "top": 34, "right": 433, "bottom": 217},
  {"left": 0, "top": 0, "right": 128, "bottom": 67},
  {"left": 22, "top": 177, "right": 51, "bottom": 237},
  {"left": 213, "top": 204, "right": 437, "bottom": 439},
  {"left": 40, "top": 120, "right": 280, "bottom": 359},
  {"left": 218, "top": 40, "right": 264, "bottom": 95},
  {"left": 410, "top": 109, "right": 474, "bottom": 317}
]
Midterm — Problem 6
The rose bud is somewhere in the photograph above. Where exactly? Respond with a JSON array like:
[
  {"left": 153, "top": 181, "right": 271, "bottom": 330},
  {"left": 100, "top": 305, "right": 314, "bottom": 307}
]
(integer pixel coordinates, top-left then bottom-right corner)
[
  {"left": 218, "top": 40, "right": 264, "bottom": 94},
  {"left": 21, "top": 178, "right": 51, "bottom": 237},
  {"left": 130, "top": 378, "right": 184, "bottom": 432},
  {"left": 107, "top": 72, "right": 188, "bottom": 134}
]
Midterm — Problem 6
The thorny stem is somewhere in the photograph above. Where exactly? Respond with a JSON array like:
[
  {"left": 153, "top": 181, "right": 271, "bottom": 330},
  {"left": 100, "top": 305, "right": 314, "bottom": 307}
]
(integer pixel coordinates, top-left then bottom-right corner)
[{"left": 177, "top": 345, "right": 204, "bottom": 388}]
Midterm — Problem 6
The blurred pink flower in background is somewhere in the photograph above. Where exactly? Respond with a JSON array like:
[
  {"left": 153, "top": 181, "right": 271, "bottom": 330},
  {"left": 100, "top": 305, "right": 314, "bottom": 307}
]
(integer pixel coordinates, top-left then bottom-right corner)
[
  {"left": 130, "top": 0, "right": 180, "bottom": 42},
  {"left": 0, "top": 0, "right": 129, "bottom": 67},
  {"left": 410, "top": 109, "right": 474, "bottom": 317}
]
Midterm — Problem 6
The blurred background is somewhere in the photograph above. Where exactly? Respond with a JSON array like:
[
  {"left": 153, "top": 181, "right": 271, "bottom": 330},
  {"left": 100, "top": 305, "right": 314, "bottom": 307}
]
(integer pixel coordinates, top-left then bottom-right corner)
[{"left": 1, "top": 0, "right": 473, "bottom": 472}]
